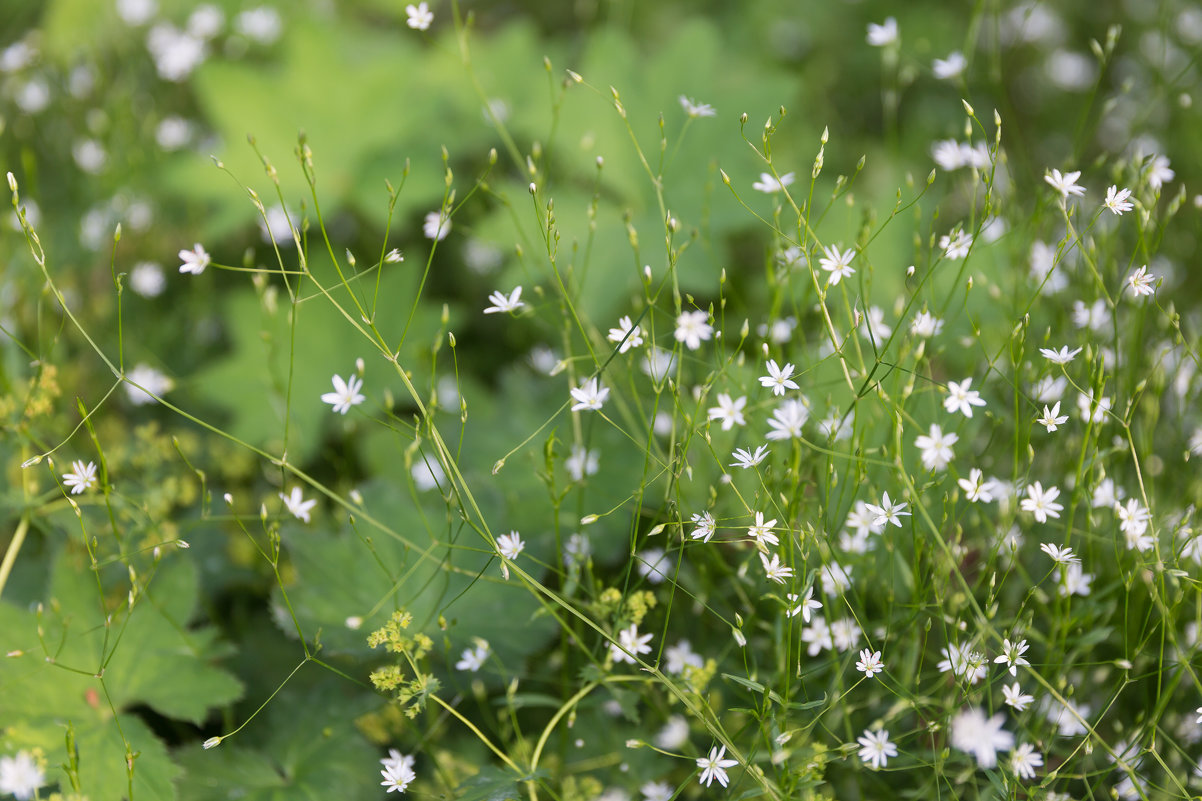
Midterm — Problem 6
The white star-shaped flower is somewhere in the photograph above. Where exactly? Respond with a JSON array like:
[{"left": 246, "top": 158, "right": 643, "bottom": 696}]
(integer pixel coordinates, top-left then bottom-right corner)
[
  {"left": 178, "top": 243, "right": 210, "bottom": 274},
  {"left": 405, "top": 2, "right": 433, "bottom": 30},
  {"left": 62, "top": 460, "right": 99, "bottom": 494},
  {"left": 752, "top": 172, "right": 795, "bottom": 193},
  {"left": 483, "top": 286, "right": 524, "bottom": 314},
  {"left": 759, "top": 359, "right": 799, "bottom": 396},
  {"left": 321, "top": 373, "right": 366, "bottom": 414},
  {"left": 1044, "top": 168, "right": 1085, "bottom": 199},
  {"left": 279, "top": 487, "right": 316, "bottom": 523},
  {"left": 569, "top": 377, "right": 609, "bottom": 411}
]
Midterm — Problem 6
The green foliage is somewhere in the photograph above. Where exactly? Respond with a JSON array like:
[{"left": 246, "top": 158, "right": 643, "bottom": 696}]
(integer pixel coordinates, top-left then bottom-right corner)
[{"left": 0, "top": 551, "right": 242, "bottom": 800}]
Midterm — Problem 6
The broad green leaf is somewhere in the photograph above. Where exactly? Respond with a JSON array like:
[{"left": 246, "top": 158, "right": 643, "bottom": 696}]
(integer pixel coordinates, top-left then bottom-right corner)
[
  {"left": 0, "top": 549, "right": 243, "bottom": 800},
  {"left": 272, "top": 477, "right": 557, "bottom": 665},
  {"left": 175, "top": 683, "right": 380, "bottom": 801}
]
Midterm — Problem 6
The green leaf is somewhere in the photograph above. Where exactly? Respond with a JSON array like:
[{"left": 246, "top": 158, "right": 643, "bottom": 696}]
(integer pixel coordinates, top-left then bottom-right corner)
[
  {"left": 456, "top": 765, "right": 543, "bottom": 801},
  {"left": 273, "top": 478, "right": 557, "bottom": 665},
  {"left": 0, "top": 549, "right": 243, "bottom": 801},
  {"left": 175, "top": 682, "right": 381, "bottom": 801}
]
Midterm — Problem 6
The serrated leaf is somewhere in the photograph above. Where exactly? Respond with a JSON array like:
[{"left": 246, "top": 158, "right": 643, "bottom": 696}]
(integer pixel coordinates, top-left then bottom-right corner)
[{"left": 0, "top": 549, "right": 243, "bottom": 800}]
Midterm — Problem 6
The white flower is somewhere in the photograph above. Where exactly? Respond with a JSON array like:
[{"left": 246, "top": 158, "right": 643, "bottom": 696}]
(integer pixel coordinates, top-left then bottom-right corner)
[
  {"left": 801, "top": 617, "right": 833, "bottom": 655},
  {"left": 820, "top": 562, "right": 852, "bottom": 596},
  {"left": 865, "top": 491, "right": 910, "bottom": 528},
  {"left": 856, "top": 729, "right": 897, "bottom": 769},
  {"left": 1010, "top": 743, "right": 1043, "bottom": 780},
  {"left": 641, "top": 347, "right": 677, "bottom": 382},
  {"left": 455, "top": 640, "right": 490, "bottom": 672},
  {"left": 696, "top": 745, "right": 738, "bottom": 788},
  {"left": 62, "top": 460, "right": 98, "bottom": 494},
  {"left": 129, "top": 261, "right": 166, "bottom": 297},
  {"left": 766, "top": 398, "right": 809, "bottom": 440},
  {"left": 497, "top": 531, "right": 525, "bottom": 560},
  {"left": 641, "top": 781, "right": 672, "bottom": 801},
  {"left": 178, "top": 243, "right": 210, "bottom": 274},
  {"left": 752, "top": 172, "right": 795, "bottom": 193},
  {"left": 1043, "top": 697, "right": 1091, "bottom": 736},
  {"left": 674, "top": 310, "right": 713, "bottom": 350},
  {"left": 818, "top": 244, "right": 856, "bottom": 285},
  {"left": 1056, "top": 562, "right": 1093, "bottom": 596},
  {"left": 958, "top": 468, "right": 996, "bottom": 503},
  {"left": 938, "top": 643, "right": 988, "bottom": 684},
  {"left": 321, "top": 373, "right": 366, "bottom": 414},
  {"left": 914, "top": 423, "right": 957, "bottom": 471},
  {"left": 759, "top": 552, "right": 793, "bottom": 584},
  {"left": 911, "top": 310, "right": 944, "bottom": 337},
  {"left": 939, "top": 229, "right": 973, "bottom": 260},
  {"left": 1040, "top": 542, "right": 1079, "bottom": 564},
  {"left": 731, "top": 444, "right": 769, "bottom": 469},
  {"left": 747, "top": 512, "right": 779, "bottom": 547},
  {"left": 855, "top": 648, "right": 884, "bottom": 677},
  {"left": 125, "top": 363, "right": 174, "bottom": 405},
  {"left": 384, "top": 248, "right": 404, "bottom": 263},
  {"left": 1039, "top": 345, "right": 1082, "bottom": 364},
  {"left": 607, "top": 315, "right": 645, "bottom": 353},
  {"left": 664, "top": 640, "right": 703, "bottom": 674},
  {"left": 611, "top": 623, "right": 652, "bottom": 664},
  {"left": 866, "top": 17, "right": 898, "bottom": 46},
  {"left": 637, "top": 548, "right": 672, "bottom": 584},
  {"left": 147, "top": 24, "right": 207, "bottom": 82},
  {"left": 950, "top": 707, "right": 1014, "bottom": 768},
  {"left": 483, "top": 286, "right": 524, "bottom": 314},
  {"left": 1144, "top": 154, "right": 1174, "bottom": 189},
  {"left": 279, "top": 487, "right": 316, "bottom": 523},
  {"left": 994, "top": 638, "right": 1030, "bottom": 676},
  {"left": 1103, "top": 185, "right": 1134, "bottom": 215},
  {"left": 565, "top": 445, "right": 599, "bottom": 481},
  {"left": 405, "top": 2, "right": 433, "bottom": 30},
  {"left": 1022, "top": 482, "right": 1063, "bottom": 522},
  {"left": 1072, "top": 298, "right": 1110, "bottom": 332},
  {"left": 570, "top": 378, "right": 609, "bottom": 411},
  {"left": 944, "top": 378, "right": 986, "bottom": 417},
  {"left": 423, "top": 210, "right": 450, "bottom": 240},
  {"left": 1127, "top": 265, "right": 1156, "bottom": 296},
  {"left": 655, "top": 715, "right": 690, "bottom": 750},
  {"left": 786, "top": 587, "right": 821, "bottom": 622},
  {"left": 759, "top": 359, "right": 799, "bottom": 396},
  {"left": 1076, "top": 391, "right": 1111, "bottom": 424},
  {"left": 380, "top": 759, "right": 416, "bottom": 793},
  {"left": 235, "top": 7, "right": 282, "bottom": 43},
  {"left": 0, "top": 750, "right": 45, "bottom": 801},
  {"left": 1044, "top": 168, "right": 1085, "bottom": 199},
  {"left": 258, "top": 204, "right": 295, "bottom": 246},
  {"left": 707, "top": 393, "right": 747, "bottom": 430},
  {"left": 117, "top": 0, "right": 157, "bottom": 25},
  {"left": 1003, "top": 682, "right": 1034, "bottom": 711},
  {"left": 1036, "top": 401, "right": 1069, "bottom": 432},
  {"left": 690, "top": 511, "right": 716, "bottom": 543},
  {"left": 933, "top": 51, "right": 966, "bottom": 79},
  {"left": 679, "top": 95, "right": 716, "bottom": 118}
]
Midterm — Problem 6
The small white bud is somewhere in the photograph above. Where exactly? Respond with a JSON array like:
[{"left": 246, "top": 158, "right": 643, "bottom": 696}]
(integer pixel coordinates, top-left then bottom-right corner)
[
  {"left": 581, "top": 514, "right": 599, "bottom": 525},
  {"left": 356, "top": 357, "right": 365, "bottom": 374},
  {"left": 223, "top": 492, "right": 234, "bottom": 505},
  {"left": 6, "top": 171, "right": 16, "bottom": 192},
  {"left": 529, "top": 182, "right": 537, "bottom": 194},
  {"left": 203, "top": 737, "right": 222, "bottom": 750},
  {"left": 906, "top": 265, "right": 915, "bottom": 277},
  {"left": 345, "top": 616, "right": 363, "bottom": 630}
]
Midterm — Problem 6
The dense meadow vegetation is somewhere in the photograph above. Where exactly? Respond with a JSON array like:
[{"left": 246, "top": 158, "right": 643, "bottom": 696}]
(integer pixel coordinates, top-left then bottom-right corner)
[{"left": 3, "top": 0, "right": 1202, "bottom": 798}]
